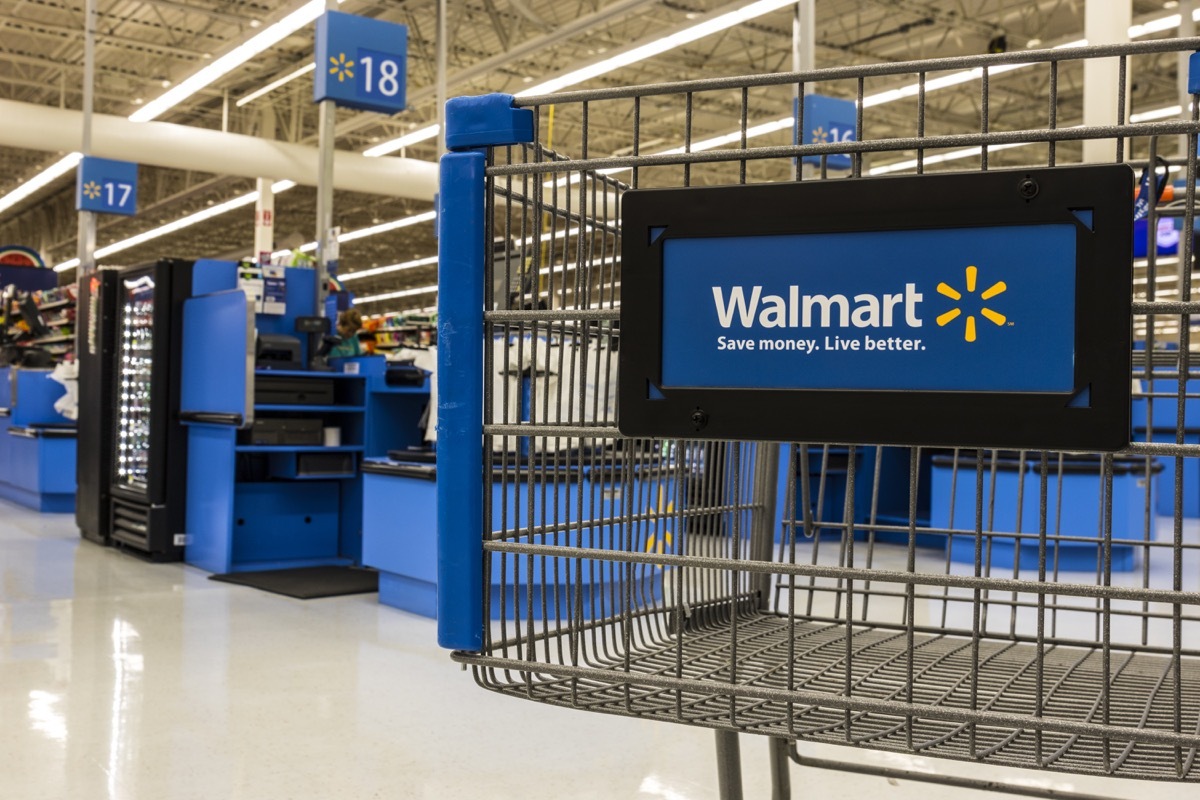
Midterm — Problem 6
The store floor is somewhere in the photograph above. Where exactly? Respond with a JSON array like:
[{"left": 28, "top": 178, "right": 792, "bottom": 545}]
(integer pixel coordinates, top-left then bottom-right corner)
[{"left": 1, "top": 504, "right": 1196, "bottom": 800}]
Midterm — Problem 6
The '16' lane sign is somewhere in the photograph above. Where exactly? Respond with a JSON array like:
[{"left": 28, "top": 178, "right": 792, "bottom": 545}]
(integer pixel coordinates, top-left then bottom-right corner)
[
  {"left": 314, "top": 10, "right": 408, "bottom": 114},
  {"left": 76, "top": 157, "right": 138, "bottom": 216}
]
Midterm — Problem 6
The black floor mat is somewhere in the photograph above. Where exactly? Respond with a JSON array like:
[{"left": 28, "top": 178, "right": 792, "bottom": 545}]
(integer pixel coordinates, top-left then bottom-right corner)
[{"left": 210, "top": 566, "right": 378, "bottom": 599}]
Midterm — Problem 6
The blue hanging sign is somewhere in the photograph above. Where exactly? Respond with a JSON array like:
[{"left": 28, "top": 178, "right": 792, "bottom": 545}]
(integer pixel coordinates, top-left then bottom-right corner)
[
  {"left": 798, "top": 94, "right": 857, "bottom": 170},
  {"left": 314, "top": 10, "right": 408, "bottom": 114},
  {"left": 76, "top": 157, "right": 138, "bottom": 216}
]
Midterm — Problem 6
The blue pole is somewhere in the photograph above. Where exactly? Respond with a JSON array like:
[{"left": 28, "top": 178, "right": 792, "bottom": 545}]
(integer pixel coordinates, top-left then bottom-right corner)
[{"left": 436, "top": 149, "right": 486, "bottom": 650}]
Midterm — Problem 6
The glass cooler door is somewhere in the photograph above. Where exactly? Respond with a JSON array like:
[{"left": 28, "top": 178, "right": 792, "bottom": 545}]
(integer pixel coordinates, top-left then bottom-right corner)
[{"left": 113, "top": 274, "right": 155, "bottom": 495}]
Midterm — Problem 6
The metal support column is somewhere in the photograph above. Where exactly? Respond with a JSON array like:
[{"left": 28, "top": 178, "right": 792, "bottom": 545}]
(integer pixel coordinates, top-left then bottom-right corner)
[
  {"left": 793, "top": 0, "right": 815, "bottom": 180},
  {"left": 76, "top": 0, "right": 97, "bottom": 278},
  {"left": 314, "top": 0, "right": 338, "bottom": 319},
  {"left": 437, "top": 0, "right": 448, "bottom": 154}
]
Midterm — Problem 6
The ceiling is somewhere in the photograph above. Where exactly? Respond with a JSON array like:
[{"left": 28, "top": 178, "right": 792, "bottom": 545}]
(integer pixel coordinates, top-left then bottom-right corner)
[{"left": 0, "top": 0, "right": 1185, "bottom": 314}]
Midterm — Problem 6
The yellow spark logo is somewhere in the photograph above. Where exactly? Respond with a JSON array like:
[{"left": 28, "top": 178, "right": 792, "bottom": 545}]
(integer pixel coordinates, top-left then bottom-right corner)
[
  {"left": 811, "top": 125, "right": 828, "bottom": 143},
  {"left": 645, "top": 485, "right": 674, "bottom": 557},
  {"left": 936, "top": 265, "right": 1007, "bottom": 343},
  {"left": 82, "top": 181, "right": 102, "bottom": 200},
  {"left": 329, "top": 52, "right": 355, "bottom": 82}
]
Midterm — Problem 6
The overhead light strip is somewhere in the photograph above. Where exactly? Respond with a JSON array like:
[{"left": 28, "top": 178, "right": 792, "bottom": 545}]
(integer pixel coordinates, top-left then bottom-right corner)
[
  {"left": 356, "top": 284, "right": 440, "bottom": 305},
  {"left": 130, "top": 0, "right": 335, "bottom": 122},
  {"left": 0, "top": 153, "right": 82, "bottom": 216},
  {"left": 236, "top": 63, "right": 316, "bottom": 107},
  {"left": 341, "top": 255, "right": 439, "bottom": 282},
  {"left": 364, "top": 0, "right": 800, "bottom": 157},
  {"left": 54, "top": 180, "right": 296, "bottom": 271}
]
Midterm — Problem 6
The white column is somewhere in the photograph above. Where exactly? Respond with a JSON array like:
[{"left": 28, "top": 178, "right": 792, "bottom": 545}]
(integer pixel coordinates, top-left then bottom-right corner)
[
  {"left": 254, "top": 178, "right": 275, "bottom": 265},
  {"left": 1082, "top": 0, "right": 1131, "bottom": 163}
]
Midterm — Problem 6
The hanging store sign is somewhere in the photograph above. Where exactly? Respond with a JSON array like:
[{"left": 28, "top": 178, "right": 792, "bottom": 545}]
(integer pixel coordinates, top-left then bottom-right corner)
[
  {"left": 619, "top": 166, "right": 1134, "bottom": 451},
  {"left": 76, "top": 157, "right": 138, "bottom": 216},
  {"left": 799, "top": 94, "right": 857, "bottom": 170},
  {"left": 314, "top": 10, "right": 408, "bottom": 114}
]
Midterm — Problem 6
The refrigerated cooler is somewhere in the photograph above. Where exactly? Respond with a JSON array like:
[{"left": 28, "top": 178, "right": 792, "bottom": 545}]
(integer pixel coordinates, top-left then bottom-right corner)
[{"left": 108, "top": 259, "right": 193, "bottom": 560}]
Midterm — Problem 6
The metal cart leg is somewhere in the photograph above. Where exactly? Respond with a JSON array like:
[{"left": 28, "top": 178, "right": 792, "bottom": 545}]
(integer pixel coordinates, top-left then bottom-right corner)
[
  {"left": 715, "top": 730, "right": 744, "bottom": 800},
  {"left": 768, "top": 737, "right": 792, "bottom": 800}
]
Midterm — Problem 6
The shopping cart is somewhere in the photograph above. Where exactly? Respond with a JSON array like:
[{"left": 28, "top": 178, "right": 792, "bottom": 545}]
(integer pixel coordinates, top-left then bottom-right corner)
[{"left": 436, "top": 37, "right": 1200, "bottom": 798}]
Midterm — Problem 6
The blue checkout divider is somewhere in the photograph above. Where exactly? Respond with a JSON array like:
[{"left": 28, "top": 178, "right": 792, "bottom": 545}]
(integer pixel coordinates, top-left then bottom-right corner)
[
  {"left": 931, "top": 454, "right": 1158, "bottom": 573},
  {"left": 363, "top": 457, "right": 665, "bottom": 620}
]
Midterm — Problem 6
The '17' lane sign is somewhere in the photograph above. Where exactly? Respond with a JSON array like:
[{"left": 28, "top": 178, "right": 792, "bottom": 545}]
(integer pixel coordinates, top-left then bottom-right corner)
[{"left": 76, "top": 157, "right": 138, "bottom": 216}]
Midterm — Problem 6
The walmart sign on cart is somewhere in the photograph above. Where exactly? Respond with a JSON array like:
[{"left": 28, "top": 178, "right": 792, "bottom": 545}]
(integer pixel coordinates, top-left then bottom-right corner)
[
  {"left": 619, "top": 166, "right": 1134, "bottom": 451},
  {"left": 661, "top": 225, "right": 1075, "bottom": 393}
]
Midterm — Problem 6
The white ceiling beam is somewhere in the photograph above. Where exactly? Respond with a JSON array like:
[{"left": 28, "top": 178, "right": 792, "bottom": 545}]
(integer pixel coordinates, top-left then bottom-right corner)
[{"left": 0, "top": 98, "right": 437, "bottom": 200}]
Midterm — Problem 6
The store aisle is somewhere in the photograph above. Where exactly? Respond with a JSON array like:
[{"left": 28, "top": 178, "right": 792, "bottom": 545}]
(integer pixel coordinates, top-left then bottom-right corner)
[{"left": 0, "top": 503, "right": 1194, "bottom": 800}]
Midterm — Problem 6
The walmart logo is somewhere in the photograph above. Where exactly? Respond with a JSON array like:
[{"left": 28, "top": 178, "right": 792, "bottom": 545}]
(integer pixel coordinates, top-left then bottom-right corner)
[
  {"left": 936, "top": 265, "right": 1007, "bottom": 343},
  {"left": 329, "top": 52, "right": 355, "bottom": 82},
  {"left": 82, "top": 180, "right": 102, "bottom": 200}
]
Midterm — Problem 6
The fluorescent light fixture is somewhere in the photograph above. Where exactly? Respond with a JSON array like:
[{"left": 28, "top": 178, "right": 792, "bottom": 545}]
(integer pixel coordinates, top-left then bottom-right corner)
[
  {"left": 867, "top": 141, "right": 1033, "bottom": 176},
  {"left": 338, "top": 210, "right": 437, "bottom": 242},
  {"left": 269, "top": 209, "right": 438, "bottom": 260},
  {"left": 1130, "top": 104, "right": 1184, "bottom": 123},
  {"left": 340, "top": 255, "right": 439, "bottom": 282},
  {"left": 0, "top": 153, "right": 81, "bottom": 216},
  {"left": 516, "top": 0, "right": 797, "bottom": 97},
  {"left": 363, "top": 124, "right": 442, "bottom": 158},
  {"left": 55, "top": 179, "right": 296, "bottom": 272},
  {"left": 366, "top": 0, "right": 798, "bottom": 157},
  {"left": 236, "top": 63, "right": 316, "bottom": 107},
  {"left": 1129, "top": 13, "right": 1184, "bottom": 38},
  {"left": 130, "top": 0, "right": 334, "bottom": 122},
  {"left": 356, "top": 284, "right": 439, "bottom": 305}
]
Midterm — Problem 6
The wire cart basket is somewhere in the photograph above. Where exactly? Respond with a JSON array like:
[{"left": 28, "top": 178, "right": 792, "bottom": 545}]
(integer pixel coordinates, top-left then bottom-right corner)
[{"left": 436, "top": 38, "right": 1200, "bottom": 798}]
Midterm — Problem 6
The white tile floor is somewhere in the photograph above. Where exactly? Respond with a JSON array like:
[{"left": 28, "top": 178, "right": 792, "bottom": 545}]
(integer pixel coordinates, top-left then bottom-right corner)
[{"left": 0, "top": 502, "right": 1196, "bottom": 799}]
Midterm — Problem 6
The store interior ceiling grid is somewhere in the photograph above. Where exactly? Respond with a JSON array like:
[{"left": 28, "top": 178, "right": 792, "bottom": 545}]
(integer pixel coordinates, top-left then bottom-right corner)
[{"left": 0, "top": 0, "right": 1185, "bottom": 311}]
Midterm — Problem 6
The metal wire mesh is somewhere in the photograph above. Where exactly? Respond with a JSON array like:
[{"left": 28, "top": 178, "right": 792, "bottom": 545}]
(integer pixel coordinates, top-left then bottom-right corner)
[{"left": 453, "top": 38, "right": 1200, "bottom": 782}]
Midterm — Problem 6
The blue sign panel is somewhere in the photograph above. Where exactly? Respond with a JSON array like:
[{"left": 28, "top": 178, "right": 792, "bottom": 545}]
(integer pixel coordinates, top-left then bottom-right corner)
[
  {"left": 799, "top": 94, "right": 857, "bottom": 170},
  {"left": 660, "top": 224, "right": 1077, "bottom": 393},
  {"left": 76, "top": 157, "right": 138, "bottom": 216},
  {"left": 314, "top": 10, "right": 408, "bottom": 114}
]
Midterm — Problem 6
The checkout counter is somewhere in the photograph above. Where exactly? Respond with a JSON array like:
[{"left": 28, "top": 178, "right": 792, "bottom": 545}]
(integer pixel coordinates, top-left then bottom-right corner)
[{"left": 0, "top": 366, "right": 76, "bottom": 512}]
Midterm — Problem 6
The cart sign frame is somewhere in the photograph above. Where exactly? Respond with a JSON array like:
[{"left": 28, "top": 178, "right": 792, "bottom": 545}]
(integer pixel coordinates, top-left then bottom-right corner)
[{"left": 619, "top": 165, "right": 1134, "bottom": 451}]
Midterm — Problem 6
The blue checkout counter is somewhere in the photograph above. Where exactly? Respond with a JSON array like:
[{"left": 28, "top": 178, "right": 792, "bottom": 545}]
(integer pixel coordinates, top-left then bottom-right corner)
[
  {"left": 178, "top": 262, "right": 435, "bottom": 574},
  {"left": 0, "top": 367, "right": 75, "bottom": 513},
  {"left": 362, "top": 452, "right": 666, "bottom": 620},
  {"left": 931, "top": 453, "right": 1159, "bottom": 573},
  {"left": 774, "top": 443, "right": 1161, "bottom": 574}
]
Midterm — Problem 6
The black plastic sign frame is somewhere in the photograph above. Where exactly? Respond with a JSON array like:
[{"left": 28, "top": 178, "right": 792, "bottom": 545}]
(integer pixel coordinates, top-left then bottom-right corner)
[{"left": 618, "top": 165, "right": 1134, "bottom": 451}]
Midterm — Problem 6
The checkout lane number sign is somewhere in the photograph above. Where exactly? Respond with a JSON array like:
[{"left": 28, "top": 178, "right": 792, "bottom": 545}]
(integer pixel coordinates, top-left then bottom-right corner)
[
  {"left": 76, "top": 156, "right": 138, "bottom": 217},
  {"left": 314, "top": 10, "right": 408, "bottom": 114}
]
